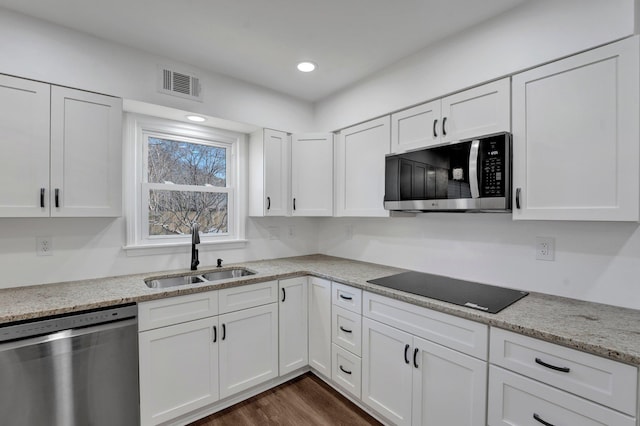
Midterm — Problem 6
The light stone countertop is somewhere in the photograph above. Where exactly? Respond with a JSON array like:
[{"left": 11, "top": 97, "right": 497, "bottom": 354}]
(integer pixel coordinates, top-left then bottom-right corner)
[{"left": 1, "top": 254, "right": 639, "bottom": 366}]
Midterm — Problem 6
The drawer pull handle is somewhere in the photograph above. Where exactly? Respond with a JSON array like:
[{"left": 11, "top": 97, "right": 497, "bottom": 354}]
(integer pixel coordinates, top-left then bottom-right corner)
[
  {"left": 413, "top": 347, "right": 419, "bottom": 368},
  {"left": 535, "top": 357, "right": 570, "bottom": 373},
  {"left": 339, "top": 294, "right": 353, "bottom": 301},
  {"left": 339, "top": 365, "right": 352, "bottom": 375},
  {"left": 339, "top": 326, "right": 353, "bottom": 334},
  {"left": 533, "top": 413, "right": 555, "bottom": 426},
  {"left": 404, "top": 344, "right": 410, "bottom": 364},
  {"left": 212, "top": 325, "right": 217, "bottom": 343}
]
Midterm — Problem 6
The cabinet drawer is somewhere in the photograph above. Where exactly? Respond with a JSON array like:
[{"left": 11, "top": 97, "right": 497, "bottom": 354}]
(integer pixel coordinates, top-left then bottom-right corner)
[
  {"left": 332, "top": 282, "right": 362, "bottom": 314},
  {"left": 488, "top": 366, "right": 635, "bottom": 426},
  {"left": 332, "top": 344, "right": 362, "bottom": 399},
  {"left": 138, "top": 291, "right": 218, "bottom": 331},
  {"left": 364, "top": 291, "right": 488, "bottom": 360},
  {"left": 218, "top": 281, "right": 278, "bottom": 314},
  {"left": 490, "top": 328, "right": 638, "bottom": 415},
  {"left": 332, "top": 305, "right": 362, "bottom": 357}
]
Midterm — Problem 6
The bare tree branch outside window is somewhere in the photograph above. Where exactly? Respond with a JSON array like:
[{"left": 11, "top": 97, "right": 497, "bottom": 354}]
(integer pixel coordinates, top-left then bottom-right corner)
[{"left": 147, "top": 137, "right": 228, "bottom": 236}]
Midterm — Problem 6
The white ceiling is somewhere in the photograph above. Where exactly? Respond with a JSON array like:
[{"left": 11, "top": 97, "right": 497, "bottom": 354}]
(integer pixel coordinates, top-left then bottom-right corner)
[{"left": 0, "top": 0, "right": 527, "bottom": 102}]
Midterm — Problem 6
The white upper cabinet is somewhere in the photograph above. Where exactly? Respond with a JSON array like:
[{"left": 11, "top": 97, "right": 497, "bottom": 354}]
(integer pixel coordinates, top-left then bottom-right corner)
[
  {"left": 391, "top": 78, "right": 510, "bottom": 153},
  {"left": 512, "top": 37, "right": 639, "bottom": 221},
  {"left": 249, "top": 128, "right": 291, "bottom": 217},
  {"left": 291, "top": 133, "right": 333, "bottom": 216},
  {"left": 0, "top": 75, "right": 122, "bottom": 218},
  {"left": 335, "top": 116, "right": 391, "bottom": 217},
  {"left": 50, "top": 86, "right": 122, "bottom": 217},
  {"left": 0, "top": 75, "right": 50, "bottom": 217},
  {"left": 391, "top": 100, "right": 441, "bottom": 153}
]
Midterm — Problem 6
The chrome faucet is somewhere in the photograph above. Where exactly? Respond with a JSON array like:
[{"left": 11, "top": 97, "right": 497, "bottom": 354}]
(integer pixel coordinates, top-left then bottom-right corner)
[{"left": 190, "top": 223, "right": 200, "bottom": 270}]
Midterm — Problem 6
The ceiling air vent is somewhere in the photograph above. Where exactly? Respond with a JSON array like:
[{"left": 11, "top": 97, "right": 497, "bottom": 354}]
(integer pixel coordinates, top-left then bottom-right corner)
[{"left": 158, "top": 66, "right": 203, "bottom": 101}]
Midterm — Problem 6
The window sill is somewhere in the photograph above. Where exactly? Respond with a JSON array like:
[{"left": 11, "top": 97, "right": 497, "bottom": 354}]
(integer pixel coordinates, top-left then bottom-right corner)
[{"left": 122, "top": 239, "right": 248, "bottom": 257}]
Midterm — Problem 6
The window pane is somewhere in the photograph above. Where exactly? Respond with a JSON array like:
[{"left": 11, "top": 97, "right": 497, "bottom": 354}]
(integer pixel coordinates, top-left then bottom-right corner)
[
  {"left": 148, "top": 190, "right": 228, "bottom": 236},
  {"left": 148, "top": 137, "right": 227, "bottom": 186}
]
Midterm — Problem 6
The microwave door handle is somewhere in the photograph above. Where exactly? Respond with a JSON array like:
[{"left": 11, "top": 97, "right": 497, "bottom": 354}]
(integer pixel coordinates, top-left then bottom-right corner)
[{"left": 469, "top": 140, "right": 480, "bottom": 199}]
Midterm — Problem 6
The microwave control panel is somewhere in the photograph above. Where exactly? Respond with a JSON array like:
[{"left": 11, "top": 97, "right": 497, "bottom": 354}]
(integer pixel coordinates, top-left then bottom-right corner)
[{"left": 480, "top": 139, "right": 505, "bottom": 197}]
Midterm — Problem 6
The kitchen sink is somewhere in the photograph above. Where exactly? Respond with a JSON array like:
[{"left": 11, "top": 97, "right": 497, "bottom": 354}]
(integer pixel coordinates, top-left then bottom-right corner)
[
  {"left": 145, "top": 275, "right": 205, "bottom": 289},
  {"left": 145, "top": 268, "right": 255, "bottom": 289},
  {"left": 202, "top": 269, "right": 254, "bottom": 281}
]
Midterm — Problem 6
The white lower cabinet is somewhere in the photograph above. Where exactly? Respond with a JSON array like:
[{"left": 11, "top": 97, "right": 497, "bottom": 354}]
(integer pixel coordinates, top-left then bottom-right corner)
[
  {"left": 362, "top": 317, "right": 413, "bottom": 425},
  {"left": 362, "top": 292, "right": 488, "bottom": 426},
  {"left": 308, "top": 277, "right": 332, "bottom": 377},
  {"left": 218, "top": 303, "right": 279, "bottom": 399},
  {"left": 139, "top": 316, "right": 219, "bottom": 426},
  {"left": 279, "top": 277, "right": 308, "bottom": 375},
  {"left": 488, "top": 366, "right": 635, "bottom": 426}
]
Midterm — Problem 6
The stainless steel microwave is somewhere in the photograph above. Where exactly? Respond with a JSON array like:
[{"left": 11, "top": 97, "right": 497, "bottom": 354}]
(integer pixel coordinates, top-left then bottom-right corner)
[{"left": 384, "top": 132, "right": 512, "bottom": 212}]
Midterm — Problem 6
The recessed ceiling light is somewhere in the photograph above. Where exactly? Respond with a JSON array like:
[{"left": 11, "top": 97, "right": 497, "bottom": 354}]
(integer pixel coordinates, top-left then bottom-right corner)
[
  {"left": 297, "top": 61, "right": 317, "bottom": 73},
  {"left": 186, "top": 115, "right": 206, "bottom": 122}
]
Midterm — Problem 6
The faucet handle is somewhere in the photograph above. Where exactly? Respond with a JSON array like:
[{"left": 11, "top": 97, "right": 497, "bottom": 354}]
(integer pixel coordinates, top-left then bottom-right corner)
[{"left": 217, "top": 258, "right": 223, "bottom": 268}]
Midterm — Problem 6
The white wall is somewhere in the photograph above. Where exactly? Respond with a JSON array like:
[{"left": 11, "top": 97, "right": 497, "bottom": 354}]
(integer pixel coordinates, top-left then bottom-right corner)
[
  {"left": 314, "top": 0, "right": 635, "bottom": 131},
  {"left": 0, "top": 216, "right": 319, "bottom": 288},
  {"left": 0, "top": 7, "right": 313, "bottom": 133},
  {"left": 317, "top": 216, "right": 640, "bottom": 310}
]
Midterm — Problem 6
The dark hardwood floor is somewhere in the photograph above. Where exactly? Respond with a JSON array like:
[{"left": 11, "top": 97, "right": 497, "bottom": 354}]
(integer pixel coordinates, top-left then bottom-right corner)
[{"left": 189, "top": 373, "right": 382, "bottom": 426}]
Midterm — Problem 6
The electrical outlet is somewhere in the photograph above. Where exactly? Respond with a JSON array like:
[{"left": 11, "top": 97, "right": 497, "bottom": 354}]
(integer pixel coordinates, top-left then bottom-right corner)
[
  {"left": 37, "top": 237, "right": 53, "bottom": 256},
  {"left": 536, "top": 236, "right": 555, "bottom": 261}
]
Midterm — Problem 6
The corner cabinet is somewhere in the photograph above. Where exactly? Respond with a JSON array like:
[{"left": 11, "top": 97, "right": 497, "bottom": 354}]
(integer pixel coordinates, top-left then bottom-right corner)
[
  {"left": 335, "top": 116, "right": 391, "bottom": 217},
  {"left": 249, "top": 128, "right": 291, "bottom": 216},
  {"left": 512, "top": 36, "right": 640, "bottom": 221},
  {"left": 291, "top": 133, "right": 334, "bottom": 216},
  {"left": 308, "top": 277, "right": 332, "bottom": 377},
  {"left": 278, "top": 277, "right": 308, "bottom": 375},
  {"left": 391, "top": 78, "right": 510, "bottom": 153},
  {"left": 0, "top": 75, "right": 122, "bottom": 217}
]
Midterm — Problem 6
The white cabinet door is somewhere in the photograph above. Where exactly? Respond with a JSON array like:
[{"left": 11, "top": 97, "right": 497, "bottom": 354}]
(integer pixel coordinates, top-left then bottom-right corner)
[
  {"left": 218, "top": 303, "right": 278, "bottom": 398},
  {"left": 291, "top": 133, "right": 333, "bottom": 216},
  {"left": 411, "top": 337, "right": 487, "bottom": 426},
  {"left": 362, "top": 317, "right": 413, "bottom": 426},
  {"left": 336, "top": 116, "right": 390, "bottom": 217},
  {"left": 278, "top": 277, "right": 308, "bottom": 375},
  {"left": 139, "top": 317, "right": 219, "bottom": 426},
  {"left": 391, "top": 100, "right": 441, "bottom": 153},
  {"left": 0, "top": 75, "right": 50, "bottom": 217},
  {"left": 50, "top": 86, "right": 122, "bottom": 217},
  {"left": 512, "top": 37, "right": 640, "bottom": 221},
  {"left": 441, "top": 78, "right": 510, "bottom": 143},
  {"left": 249, "top": 128, "right": 291, "bottom": 217},
  {"left": 308, "top": 277, "right": 332, "bottom": 377}
]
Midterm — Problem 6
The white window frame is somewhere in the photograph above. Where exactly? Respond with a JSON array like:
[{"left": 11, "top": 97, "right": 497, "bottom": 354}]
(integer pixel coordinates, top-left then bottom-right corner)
[{"left": 124, "top": 113, "right": 246, "bottom": 253}]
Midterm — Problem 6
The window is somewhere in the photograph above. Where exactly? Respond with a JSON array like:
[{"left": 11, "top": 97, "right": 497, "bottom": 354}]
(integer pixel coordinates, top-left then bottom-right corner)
[{"left": 125, "top": 114, "right": 245, "bottom": 251}]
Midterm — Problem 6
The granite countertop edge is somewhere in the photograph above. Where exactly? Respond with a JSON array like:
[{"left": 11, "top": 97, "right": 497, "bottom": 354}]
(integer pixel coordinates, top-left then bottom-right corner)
[{"left": 1, "top": 254, "right": 639, "bottom": 367}]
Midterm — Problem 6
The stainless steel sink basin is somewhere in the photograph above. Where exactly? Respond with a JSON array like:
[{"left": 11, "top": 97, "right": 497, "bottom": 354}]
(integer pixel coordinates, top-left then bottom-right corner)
[
  {"left": 202, "top": 269, "right": 255, "bottom": 281},
  {"left": 145, "top": 275, "right": 204, "bottom": 289},
  {"left": 145, "top": 268, "right": 255, "bottom": 289}
]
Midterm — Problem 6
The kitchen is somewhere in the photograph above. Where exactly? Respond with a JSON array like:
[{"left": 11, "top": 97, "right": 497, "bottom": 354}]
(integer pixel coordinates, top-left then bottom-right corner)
[{"left": 0, "top": 0, "right": 639, "bottom": 425}]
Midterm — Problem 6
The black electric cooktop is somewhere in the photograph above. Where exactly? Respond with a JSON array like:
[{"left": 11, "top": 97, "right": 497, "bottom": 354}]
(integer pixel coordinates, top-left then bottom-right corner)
[{"left": 367, "top": 271, "right": 528, "bottom": 314}]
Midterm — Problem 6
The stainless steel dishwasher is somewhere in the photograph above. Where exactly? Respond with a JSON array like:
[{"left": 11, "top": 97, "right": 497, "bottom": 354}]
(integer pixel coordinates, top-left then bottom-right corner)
[{"left": 0, "top": 304, "right": 139, "bottom": 426}]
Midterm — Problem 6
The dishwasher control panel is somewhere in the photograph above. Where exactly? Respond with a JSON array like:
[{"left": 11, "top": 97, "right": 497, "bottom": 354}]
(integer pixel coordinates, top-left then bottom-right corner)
[{"left": 0, "top": 304, "right": 137, "bottom": 343}]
